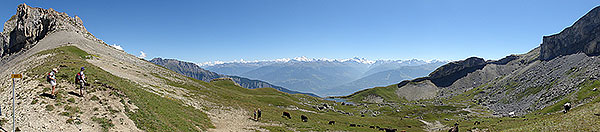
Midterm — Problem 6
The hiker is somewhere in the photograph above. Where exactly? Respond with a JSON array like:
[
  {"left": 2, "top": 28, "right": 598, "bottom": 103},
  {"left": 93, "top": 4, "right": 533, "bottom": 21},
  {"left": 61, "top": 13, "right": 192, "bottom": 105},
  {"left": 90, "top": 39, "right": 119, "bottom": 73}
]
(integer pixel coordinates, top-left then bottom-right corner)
[
  {"left": 76, "top": 67, "right": 87, "bottom": 97},
  {"left": 253, "top": 110, "right": 257, "bottom": 120},
  {"left": 256, "top": 108, "right": 262, "bottom": 121},
  {"left": 47, "top": 68, "right": 58, "bottom": 97}
]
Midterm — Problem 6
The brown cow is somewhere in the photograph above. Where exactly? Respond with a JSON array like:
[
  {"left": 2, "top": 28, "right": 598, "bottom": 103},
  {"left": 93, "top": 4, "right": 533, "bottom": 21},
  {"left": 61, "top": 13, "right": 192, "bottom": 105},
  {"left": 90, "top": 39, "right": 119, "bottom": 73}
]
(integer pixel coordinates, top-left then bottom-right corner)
[
  {"left": 301, "top": 115, "right": 308, "bottom": 122},
  {"left": 282, "top": 111, "right": 291, "bottom": 119},
  {"left": 328, "top": 121, "right": 335, "bottom": 125}
]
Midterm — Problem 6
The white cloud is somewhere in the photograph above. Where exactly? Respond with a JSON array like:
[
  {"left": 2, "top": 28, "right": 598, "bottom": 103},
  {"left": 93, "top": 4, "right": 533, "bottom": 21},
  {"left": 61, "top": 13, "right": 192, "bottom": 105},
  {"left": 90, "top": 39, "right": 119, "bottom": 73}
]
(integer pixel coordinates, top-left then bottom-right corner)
[
  {"left": 110, "top": 44, "right": 124, "bottom": 51},
  {"left": 138, "top": 51, "right": 147, "bottom": 58}
]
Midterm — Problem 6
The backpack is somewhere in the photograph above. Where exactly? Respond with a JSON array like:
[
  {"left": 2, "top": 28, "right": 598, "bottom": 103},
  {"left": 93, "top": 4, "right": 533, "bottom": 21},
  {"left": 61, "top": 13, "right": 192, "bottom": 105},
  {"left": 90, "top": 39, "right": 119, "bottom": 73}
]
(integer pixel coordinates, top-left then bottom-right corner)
[
  {"left": 75, "top": 72, "right": 82, "bottom": 83},
  {"left": 46, "top": 72, "right": 52, "bottom": 82}
]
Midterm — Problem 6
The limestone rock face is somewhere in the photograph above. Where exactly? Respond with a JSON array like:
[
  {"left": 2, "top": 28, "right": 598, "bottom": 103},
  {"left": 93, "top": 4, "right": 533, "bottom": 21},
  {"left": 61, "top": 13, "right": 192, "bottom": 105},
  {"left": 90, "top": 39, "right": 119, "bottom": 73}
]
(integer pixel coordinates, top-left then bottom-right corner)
[
  {"left": 428, "top": 57, "right": 487, "bottom": 87},
  {"left": 1, "top": 4, "right": 99, "bottom": 57},
  {"left": 540, "top": 6, "right": 600, "bottom": 61}
]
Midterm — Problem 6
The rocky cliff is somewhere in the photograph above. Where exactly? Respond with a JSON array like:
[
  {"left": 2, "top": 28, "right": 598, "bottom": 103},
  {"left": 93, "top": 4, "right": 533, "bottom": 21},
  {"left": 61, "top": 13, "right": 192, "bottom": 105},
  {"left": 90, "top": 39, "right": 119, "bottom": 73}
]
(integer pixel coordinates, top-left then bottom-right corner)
[
  {"left": 428, "top": 57, "right": 487, "bottom": 87},
  {"left": 150, "top": 58, "right": 319, "bottom": 97},
  {"left": 540, "top": 6, "right": 600, "bottom": 61},
  {"left": 1, "top": 4, "right": 103, "bottom": 57}
]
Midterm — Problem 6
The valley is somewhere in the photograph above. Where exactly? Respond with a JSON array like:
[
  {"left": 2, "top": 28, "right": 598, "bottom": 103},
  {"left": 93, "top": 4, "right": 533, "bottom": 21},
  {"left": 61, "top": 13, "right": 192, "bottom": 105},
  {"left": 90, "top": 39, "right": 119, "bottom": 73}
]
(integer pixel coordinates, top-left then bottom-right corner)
[{"left": 0, "top": 3, "right": 599, "bottom": 132}]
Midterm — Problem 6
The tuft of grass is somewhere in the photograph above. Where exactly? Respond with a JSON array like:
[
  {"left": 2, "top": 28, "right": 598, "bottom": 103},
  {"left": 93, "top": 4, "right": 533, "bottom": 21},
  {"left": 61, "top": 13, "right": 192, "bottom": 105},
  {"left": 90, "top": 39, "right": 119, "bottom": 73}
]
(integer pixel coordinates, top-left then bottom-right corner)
[
  {"left": 92, "top": 116, "right": 114, "bottom": 132},
  {"left": 31, "top": 99, "right": 39, "bottom": 105},
  {"left": 90, "top": 95, "right": 99, "bottom": 101},
  {"left": 0, "top": 118, "right": 7, "bottom": 126},
  {"left": 67, "top": 97, "right": 75, "bottom": 103},
  {"left": 66, "top": 118, "right": 75, "bottom": 124},
  {"left": 45, "top": 105, "right": 55, "bottom": 111}
]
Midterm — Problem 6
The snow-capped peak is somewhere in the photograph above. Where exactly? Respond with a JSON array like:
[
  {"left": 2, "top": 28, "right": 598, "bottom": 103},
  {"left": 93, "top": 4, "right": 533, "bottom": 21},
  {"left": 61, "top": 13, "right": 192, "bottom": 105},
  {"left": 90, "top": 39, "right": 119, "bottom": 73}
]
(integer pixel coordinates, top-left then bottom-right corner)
[{"left": 197, "top": 57, "right": 443, "bottom": 67}]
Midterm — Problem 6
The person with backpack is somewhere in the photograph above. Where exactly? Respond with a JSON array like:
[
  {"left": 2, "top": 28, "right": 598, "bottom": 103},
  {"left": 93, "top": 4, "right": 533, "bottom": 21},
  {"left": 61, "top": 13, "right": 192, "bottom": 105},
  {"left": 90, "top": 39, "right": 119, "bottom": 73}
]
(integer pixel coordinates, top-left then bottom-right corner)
[
  {"left": 257, "top": 108, "right": 262, "bottom": 121},
  {"left": 75, "top": 67, "right": 87, "bottom": 97},
  {"left": 47, "top": 68, "right": 58, "bottom": 98}
]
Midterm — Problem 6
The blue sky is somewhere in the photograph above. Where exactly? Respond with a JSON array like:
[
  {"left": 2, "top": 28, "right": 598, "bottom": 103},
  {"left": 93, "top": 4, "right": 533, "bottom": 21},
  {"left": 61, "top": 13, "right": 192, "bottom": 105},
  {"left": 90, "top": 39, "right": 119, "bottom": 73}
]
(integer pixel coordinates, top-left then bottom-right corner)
[{"left": 2, "top": 1, "right": 600, "bottom": 63}]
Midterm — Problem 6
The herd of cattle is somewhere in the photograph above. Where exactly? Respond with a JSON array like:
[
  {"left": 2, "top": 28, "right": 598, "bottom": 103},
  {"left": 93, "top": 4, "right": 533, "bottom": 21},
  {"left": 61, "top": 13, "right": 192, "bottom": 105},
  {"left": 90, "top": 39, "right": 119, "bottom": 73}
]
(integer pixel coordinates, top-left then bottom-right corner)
[{"left": 281, "top": 111, "right": 403, "bottom": 132}]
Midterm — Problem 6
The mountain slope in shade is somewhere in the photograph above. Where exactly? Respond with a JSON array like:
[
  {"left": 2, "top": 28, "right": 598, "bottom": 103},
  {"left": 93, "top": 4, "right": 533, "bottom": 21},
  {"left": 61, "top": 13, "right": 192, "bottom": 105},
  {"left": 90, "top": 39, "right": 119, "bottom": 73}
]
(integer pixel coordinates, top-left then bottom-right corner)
[
  {"left": 150, "top": 58, "right": 318, "bottom": 97},
  {"left": 328, "top": 63, "right": 445, "bottom": 96}
]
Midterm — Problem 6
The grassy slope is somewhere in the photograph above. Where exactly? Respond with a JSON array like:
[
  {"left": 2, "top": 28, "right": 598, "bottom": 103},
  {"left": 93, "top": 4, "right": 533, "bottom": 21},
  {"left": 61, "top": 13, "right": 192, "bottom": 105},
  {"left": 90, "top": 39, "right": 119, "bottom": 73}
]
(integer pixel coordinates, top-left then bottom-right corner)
[
  {"left": 155, "top": 72, "right": 426, "bottom": 131},
  {"left": 341, "top": 84, "right": 406, "bottom": 103},
  {"left": 38, "top": 46, "right": 599, "bottom": 131},
  {"left": 27, "top": 46, "right": 213, "bottom": 131},
  {"left": 30, "top": 46, "right": 428, "bottom": 131},
  {"left": 341, "top": 76, "right": 600, "bottom": 131}
]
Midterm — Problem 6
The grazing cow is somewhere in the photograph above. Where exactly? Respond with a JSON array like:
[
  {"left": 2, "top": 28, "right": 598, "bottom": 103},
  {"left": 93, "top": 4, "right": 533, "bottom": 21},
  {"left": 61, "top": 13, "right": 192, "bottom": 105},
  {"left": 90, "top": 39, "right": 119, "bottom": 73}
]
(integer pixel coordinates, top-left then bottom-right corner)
[
  {"left": 564, "top": 103, "right": 571, "bottom": 113},
  {"left": 328, "top": 121, "right": 335, "bottom": 125},
  {"left": 282, "top": 111, "right": 291, "bottom": 119},
  {"left": 301, "top": 115, "right": 308, "bottom": 122},
  {"left": 350, "top": 124, "right": 356, "bottom": 127},
  {"left": 474, "top": 121, "right": 480, "bottom": 125},
  {"left": 448, "top": 123, "right": 458, "bottom": 132},
  {"left": 369, "top": 126, "right": 375, "bottom": 129},
  {"left": 384, "top": 128, "right": 397, "bottom": 132}
]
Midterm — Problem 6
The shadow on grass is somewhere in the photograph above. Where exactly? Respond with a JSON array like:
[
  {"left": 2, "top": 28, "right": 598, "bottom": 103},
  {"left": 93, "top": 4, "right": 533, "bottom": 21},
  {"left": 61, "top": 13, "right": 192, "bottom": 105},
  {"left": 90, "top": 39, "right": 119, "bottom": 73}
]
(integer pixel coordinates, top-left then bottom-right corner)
[
  {"left": 39, "top": 93, "right": 54, "bottom": 99},
  {"left": 67, "top": 91, "right": 82, "bottom": 97}
]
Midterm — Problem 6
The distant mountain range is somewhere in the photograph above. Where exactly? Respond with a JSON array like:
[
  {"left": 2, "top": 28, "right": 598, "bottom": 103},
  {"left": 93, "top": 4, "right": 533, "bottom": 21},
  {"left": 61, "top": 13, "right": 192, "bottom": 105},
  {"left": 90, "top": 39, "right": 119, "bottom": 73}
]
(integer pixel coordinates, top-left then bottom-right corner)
[
  {"left": 201, "top": 57, "right": 447, "bottom": 96},
  {"left": 150, "top": 58, "right": 319, "bottom": 97}
]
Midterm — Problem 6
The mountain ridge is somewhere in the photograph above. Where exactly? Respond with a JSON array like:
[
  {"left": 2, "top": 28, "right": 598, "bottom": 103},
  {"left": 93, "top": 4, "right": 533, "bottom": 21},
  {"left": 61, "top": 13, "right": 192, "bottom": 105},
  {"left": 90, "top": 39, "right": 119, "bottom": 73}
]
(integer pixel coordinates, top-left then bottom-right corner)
[
  {"left": 149, "top": 58, "right": 319, "bottom": 97},
  {"left": 204, "top": 57, "right": 447, "bottom": 96},
  {"left": 344, "top": 5, "right": 600, "bottom": 117},
  {"left": 199, "top": 56, "right": 446, "bottom": 67},
  {"left": 2, "top": 3, "right": 599, "bottom": 132}
]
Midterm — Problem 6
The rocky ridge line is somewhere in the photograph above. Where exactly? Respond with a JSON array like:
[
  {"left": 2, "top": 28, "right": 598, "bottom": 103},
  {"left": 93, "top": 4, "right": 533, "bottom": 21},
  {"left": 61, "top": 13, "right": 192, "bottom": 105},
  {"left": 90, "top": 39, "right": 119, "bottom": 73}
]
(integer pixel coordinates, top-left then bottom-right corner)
[{"left": 1, "top": 3, "right": 104, "bottom": 57}]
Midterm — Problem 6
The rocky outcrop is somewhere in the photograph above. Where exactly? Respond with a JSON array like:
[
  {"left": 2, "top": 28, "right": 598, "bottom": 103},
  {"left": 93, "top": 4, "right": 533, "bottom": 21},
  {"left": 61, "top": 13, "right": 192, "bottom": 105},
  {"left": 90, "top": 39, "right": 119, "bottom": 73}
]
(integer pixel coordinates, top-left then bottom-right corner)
[
  {"left": 1, "top": 4, "right": 102, "bottom": 57},
  {"left": 540, "top": 6, "right": 600, "bottom": 61},
  {"left": 150, "top": 58, "right": 319, "bottom": 97},
  {"left": 428, "top": 57, "right": 487, "bottom": 87}
]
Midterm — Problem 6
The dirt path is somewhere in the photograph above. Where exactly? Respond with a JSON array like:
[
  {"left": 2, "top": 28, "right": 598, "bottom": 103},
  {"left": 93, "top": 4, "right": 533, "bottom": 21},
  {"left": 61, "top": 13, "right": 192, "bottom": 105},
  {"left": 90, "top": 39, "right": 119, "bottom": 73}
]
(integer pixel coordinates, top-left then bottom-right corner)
[
  {"left": 207, "top": 108, "right": 279, "bottom": 132},
  {"left": 0, "top": 31, "right": 278, "bottom": 131},
  {"left": 419, "top": 119, "right": 447, "bottom": 132}
]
